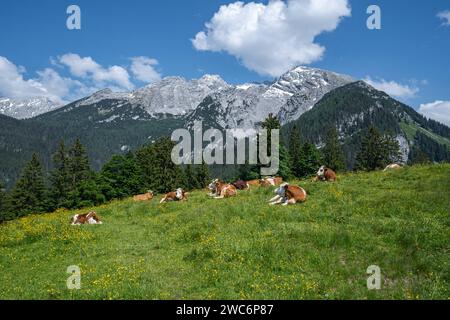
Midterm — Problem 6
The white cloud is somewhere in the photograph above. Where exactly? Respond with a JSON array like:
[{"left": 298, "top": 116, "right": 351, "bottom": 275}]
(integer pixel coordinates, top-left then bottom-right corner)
[
  {"left": 363, "top": 77, "right": 419, "bottom": 100},
  {"left": 0, "top": 54, "right": 163, "bottom": 105},
  {"left": 58, "top": 53, "right": 135, "bottom": 90},
  {"left": 192, "top": 0, "right": 351, "bottom": 77},
  {"left": 0, "top": 56, "right": 85, "bottom": 104},
  {"left": 437, "top": 10, "right": 450, "bottom": 26},
  {"left": 130, "top": 56, "right": 162, "bottom": 83},
  {"left": 419, "top": 101, "right": 450, "bottom": 126}
]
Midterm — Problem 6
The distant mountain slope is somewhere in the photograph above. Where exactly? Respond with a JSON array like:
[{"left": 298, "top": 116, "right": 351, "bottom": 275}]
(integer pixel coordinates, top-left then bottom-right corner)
[
  {"left": 281, "top": 81, "right": 450, "bottom": 168},
  {"left": 0, "top": 97, "right": 60, "bottom": 119},
  {"left": 187, "top": 66, "right": 353, "bottom": 129}
]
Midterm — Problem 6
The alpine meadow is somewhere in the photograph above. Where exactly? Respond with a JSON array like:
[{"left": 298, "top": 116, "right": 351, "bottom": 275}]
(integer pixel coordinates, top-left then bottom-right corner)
[{"left": 0, "top": 164, "right": 449, "bottom": 299}]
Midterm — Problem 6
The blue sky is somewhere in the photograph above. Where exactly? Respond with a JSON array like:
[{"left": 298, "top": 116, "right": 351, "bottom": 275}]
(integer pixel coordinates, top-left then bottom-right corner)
[{"left": 0, "top": 0, "right": 449, "bottom": 123}]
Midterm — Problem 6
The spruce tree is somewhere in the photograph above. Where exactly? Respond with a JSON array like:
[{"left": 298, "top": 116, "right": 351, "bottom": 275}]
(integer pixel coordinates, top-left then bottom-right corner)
[
  {"left": 195, "top": 161, "right": 210, "bottom": 189},
  {"left": 136, "top": 137, "right": 184, "bottom": 193},
  {"left": 382, "top": 131, "right": 402, "bottom": 164},
  {"left": 9, "top": 153, "right": 46, "bottom": 218},
  {"left": 322, "top": 127, "right": 346, "bottom": 172},
  {"left": 68, "top": 138, "right": 91, "bottom": 190},
  {"left": 299, "top": 142, "right": 323, "bottom": 177},
  {"left": 288, "top": 125, "right": 303, "bottom": 178},
  {"left": 278, "top": 145, "right": 293, "bottom": 180},
  {"left": 355, "top": 127, "right": 386, "bottom": 171},
  {"left": 0, "top": 179, "right": 9, "bottom": 222},
  {"left": 49, "top": 140, "right": 71, "bottom": 209},
  {"left": 182, "top": 165, "right": 197, "bottom": 190},
  {"left": 260, "top": 113, "right": 285, "bottom": 177},
  {"left": 100, "top": 153, "right": 143, "bottom": 199}
]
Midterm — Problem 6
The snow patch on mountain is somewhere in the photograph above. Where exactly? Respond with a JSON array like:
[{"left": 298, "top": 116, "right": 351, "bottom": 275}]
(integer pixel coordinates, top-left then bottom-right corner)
[{"left": 0, "top": 97, "right": 61, "bottom": 119}]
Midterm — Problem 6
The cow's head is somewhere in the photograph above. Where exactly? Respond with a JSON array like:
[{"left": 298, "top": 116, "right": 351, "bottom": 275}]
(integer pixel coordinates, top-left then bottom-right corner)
[
  {"left": 175, "top": 188, "right": 184, "bottom": 200},
  {"left": 317, "top": 166, "right": 327, "bottom": 177},
  {"left": 70, "top": 214, "right": 79, "bottom": 225},
  {"left": 274, "top": 182, "right": 289, "bottom": 196}
]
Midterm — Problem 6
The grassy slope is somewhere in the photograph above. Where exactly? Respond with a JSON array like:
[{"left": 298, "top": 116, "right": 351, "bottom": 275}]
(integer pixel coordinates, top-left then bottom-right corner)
[
  {"left": 0, "top": 164, "right": 449, "bottom": 300},
  {"left": 400, "top": 121, "right": 450, "bottom": 148}
]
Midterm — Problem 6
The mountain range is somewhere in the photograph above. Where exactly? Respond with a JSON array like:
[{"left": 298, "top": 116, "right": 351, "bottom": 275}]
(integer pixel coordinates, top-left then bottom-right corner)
[{"left": 0, "top": 66, "right": 449, "bottom": 187}]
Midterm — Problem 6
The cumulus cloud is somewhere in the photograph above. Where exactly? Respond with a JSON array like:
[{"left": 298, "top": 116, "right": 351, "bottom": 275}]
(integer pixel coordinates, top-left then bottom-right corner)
[
  {"left": 437, "top": 10, "right": 450, "bottom": 26},
  {"left": 0, "top": 56, "right": 84, "bottom": 104},
  {"left": 0, "top": 54, "right": 163, "bottom": 105},
  {"left": 58, "top": 53, "right": 134, "bottom": 91},
  {"left": 363, "top": 77, "right": 419, "bottom": 100},
  {"left": 192, "top": 0, "right": 351, "bottom": 77},
  {"left": 130, "top": 56, "right": 162, "bottom": 83},
  {"left": 419, "top": 101, "right": 450, "bottom": 126}
]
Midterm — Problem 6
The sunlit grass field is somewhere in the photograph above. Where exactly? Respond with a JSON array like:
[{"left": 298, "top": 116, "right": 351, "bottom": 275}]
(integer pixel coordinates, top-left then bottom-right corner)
[{"left": 0, "top": 164, "right": 449, "bottom": 300}]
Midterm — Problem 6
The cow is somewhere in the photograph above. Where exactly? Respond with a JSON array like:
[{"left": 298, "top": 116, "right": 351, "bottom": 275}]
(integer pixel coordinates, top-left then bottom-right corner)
[
  {"left": 133, "top": 191, "right": 154, "bottom": 202},
  {"left": 71, "top": 211, "right": 103, "bottom": 225},
  {"left": 246, "top": 179, "right": 261, "bottom": 188},
  {"left": 160, "top": 188, "right": 188, "bottom": 203},
  {"left": 208, "top": 179, "right": 237, "bottom": 199},
  {"left": 384, "top": 163, "right": 402, "bottom": 171},
  {"left": 314, "top": 166, "right": 337, "bottom": 182},
  {"left": 232, "top": 179, "right": 250, "bottom": 190},
  {"left": 269, "top": 183, "right": 307, "bottom": 206},
  {"left": 259, "top": 176, "right": 283, "bottom": 187}
]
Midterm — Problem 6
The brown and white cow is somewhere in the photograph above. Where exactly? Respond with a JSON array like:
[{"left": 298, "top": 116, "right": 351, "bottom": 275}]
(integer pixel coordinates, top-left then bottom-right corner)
[
  {"left": 232, "top": 179, "right": 250, "bottom": 190},
  {"left": 133, "top": 191, "right": 154, "bottom": 202},
  {"left": 259, "top": 176, "right": 283, "bottom": 187},
  {"left": 208, "top": 179, "right": 237, "bottom": 199},
  {"left": 269, "top": 183, "right": 307, "bottom": 206},
  {"left": 246, "top": 179, "right": 261, "bottom": 188},
  {"left": 160, "top": 188, "right": 188, "bottom": 203},
  {"left": 383, "top": 163, "right": 402, "bottom": 171},
  {"left": 314, "top": 166, "right": 337, "bottom": 182},
  {"left": 71, "top": 211, "right": 103, "bottom": 225}
]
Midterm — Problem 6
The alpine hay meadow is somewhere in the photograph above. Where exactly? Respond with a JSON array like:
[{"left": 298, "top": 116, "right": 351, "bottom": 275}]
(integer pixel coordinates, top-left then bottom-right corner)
[{"left": 0, "top": 164, "right": 449, "bottom": 300}]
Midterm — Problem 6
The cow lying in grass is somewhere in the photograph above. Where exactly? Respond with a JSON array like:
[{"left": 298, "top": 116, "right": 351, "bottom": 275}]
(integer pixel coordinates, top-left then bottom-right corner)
[
  {"left": 269, "top": 183, "right": 307, "bottom": 206},
  {"left": 232, "top": 179, "right": 249, "bottom": 190},
  {"left": 133, "top": 191, "right": 154, "bottom": 201},
  {"left": 246, "top": 179, "right": 261, "bottom": 188},
  {"left": 314, "top": 166, "right": 337, "bottom": 182},
  {"left": 160, "top": 188, "right": 188, "bottom": 203},
  {"left": 71, "top": 211, "right": 103, "bottom": 225},
  {"left": 384, "top": 163, "right": 402, "bottom": 171},
  {"left": 260, "top": 176, "right": 283, "bottom": 187},
  {"left": 208, "top": 179, "right": 237, "bottom": 199}
]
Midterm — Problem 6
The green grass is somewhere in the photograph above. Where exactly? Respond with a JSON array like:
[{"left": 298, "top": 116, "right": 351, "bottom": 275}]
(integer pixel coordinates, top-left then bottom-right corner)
[
  {"left": 400, "top": 121, "right": 450, "bottom": 148},
  {"left": 0, "top": 164, "right": 449, "bottom": 300}
]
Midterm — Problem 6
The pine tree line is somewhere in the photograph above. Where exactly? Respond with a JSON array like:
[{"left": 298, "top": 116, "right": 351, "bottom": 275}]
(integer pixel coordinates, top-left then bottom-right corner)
[{"left": 0, "top": 137, "right": 210, "bottom": 223}]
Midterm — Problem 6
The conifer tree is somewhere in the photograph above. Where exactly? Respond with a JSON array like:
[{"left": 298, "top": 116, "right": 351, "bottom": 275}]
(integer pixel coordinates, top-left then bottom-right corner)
[
  {"left": 195, "top": 161, "right": 211, "bottom": 189},
  {"left": 68, "top": 138, "right": 91, "bottom": 189},
  {"left": 182, "top": 165, "right": 198, "bottom": 190},
  {"left": 0, "top": 179, "right": 9, "bottom": 222},
  {"left": 49, "top": 140, "right": 71, "bottom": 208},
  {"left": 288, "top": 125, "right": 303, "bottom": 178},
  {"left": 136, "top": 137, "right": 184, "bottom": 193},
  {"left": 299, "top": 142, "right": 322, "bottom": 177},
  {"left": 322, "top": 127, "right": 346, "bottom": 172},
  {"left": 355, "top": 126, "right": 395, "bottom": 171},
  {"left": 260, "top": 113, "right": 290, "bottom": 178},
  {"left": 382, "top": 131, "right": 402, "bottom": 164},
  {"left": 9, "top": 153, "right": 46, "bottom": 218},
  {"left": 278, "top": 145, "right": 293, "bottom": 180},
  {"left": 100, "top": 153, "right": 143, "bottom": 199}
]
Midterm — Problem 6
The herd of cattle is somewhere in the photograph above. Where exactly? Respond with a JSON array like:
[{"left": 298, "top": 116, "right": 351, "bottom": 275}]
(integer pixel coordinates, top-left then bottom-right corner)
[{"left": 70, "top": 164, "right": 402, "bottom": 225}]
